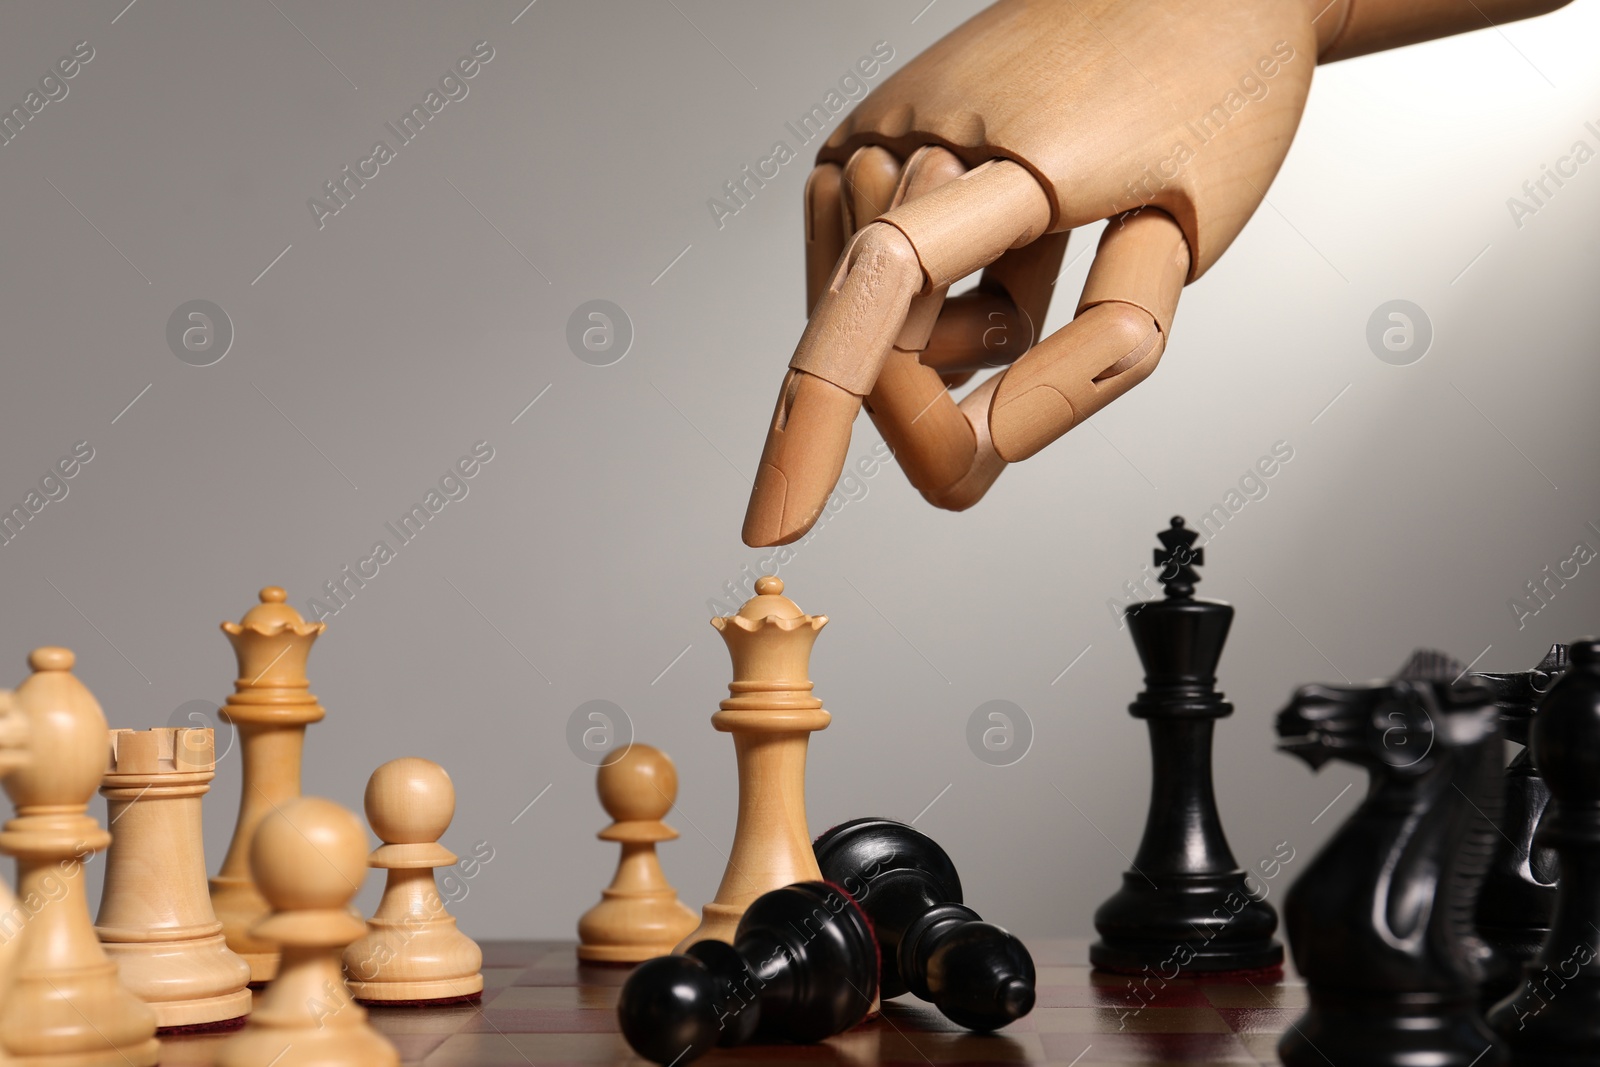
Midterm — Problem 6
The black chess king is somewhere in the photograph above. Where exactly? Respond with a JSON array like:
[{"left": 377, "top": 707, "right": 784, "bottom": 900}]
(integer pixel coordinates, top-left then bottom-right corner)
[{"left": 1090, "top": 517, "right": 1282, "bottom": 974}]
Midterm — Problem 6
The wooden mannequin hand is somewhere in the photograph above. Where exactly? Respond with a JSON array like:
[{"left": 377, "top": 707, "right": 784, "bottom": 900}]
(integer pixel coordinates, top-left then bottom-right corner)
[
  {"left": 741, "top": 0, "right": 1572, "bottom": 548},
  {"left": 742, "top": 0, "right": 1313, "bottom": 546}
]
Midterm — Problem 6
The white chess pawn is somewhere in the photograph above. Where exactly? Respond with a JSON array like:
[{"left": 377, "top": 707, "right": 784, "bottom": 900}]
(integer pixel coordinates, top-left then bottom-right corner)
[
  {"left": 343, "top": 758, "right": 483, "bottom": 1003},
  {"left": 216, "top": 796, "right": 397, "bottom": 1067},
  {"left": 577, "top": 744, "right": 698, "bottom": 962},
  {"left": 0, "top": 648, "right": 160, "bottom": 1066}
]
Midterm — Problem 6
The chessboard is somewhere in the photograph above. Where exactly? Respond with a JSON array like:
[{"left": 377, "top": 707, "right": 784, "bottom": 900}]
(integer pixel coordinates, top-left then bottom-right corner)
[{"left": 153, "top": 939, "right": 1304, "bottom": 1066}]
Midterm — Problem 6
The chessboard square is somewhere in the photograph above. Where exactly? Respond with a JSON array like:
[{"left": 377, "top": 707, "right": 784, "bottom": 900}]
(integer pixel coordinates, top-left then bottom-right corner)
[
  {"left": 483, "top": 966, "right": 526, "bottom": 993},
  {"left": 1039, "top": 1031, "right": 1258, "bottom": 1063},
  {"left": 368, "top": 999, "right": 488, "bottom": 1035},
  {"left": 1091, "top": 980, "right": 1212, "bottom": 1009},
  {"left": 515, "top": 964, "right": 629, "bottom": 986},
  {"left": 1027, "top": 938, "right": 1094, "bottom": 966},
  {"left": 1037, "top": 965, "right": 1095, "bottom": 986},
  {"left": 835, "top": 1029, "right": 1048, "bottom": 1062},
  {"left": 1237, "top": 1030, "right": 1287, "bottom": 1062},
  {"left": 865, "top": 1000, "right": 969, "bottom": 1032},
  {"left": 478, "top": 939, "right": 553, "bottom": 967},
  {"left": 710, "top": 1051, "right": 865, "bottom": 1065},
  {"left": 386, "top": 1031, "right": 457, "bottom": 1063},
  {"left": 465, "top": 1007, "right": 620, "bottom": 1033},
  {"left": 1026, "top": 1006, "right": 1231, "bottom": 1034},
  {"left": 424, "top": 1031, "right": 637, "bottom": 1064},
  {"left": 1033, "top": 981, "right": 1210, "bottom": 1009},
  {"left": 480, "top": 983, "right": 618, "bottom": 1011},
  {"left": 1216, "top": 1006, "right": 1304, "bottom": 1033},
  {"left": 1201, "top": 981, "right": 1306, "bottom": 1009}
]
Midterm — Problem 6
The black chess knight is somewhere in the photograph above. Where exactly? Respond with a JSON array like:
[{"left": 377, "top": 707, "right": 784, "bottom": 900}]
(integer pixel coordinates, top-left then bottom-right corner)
[
  {"left": 1276, "top": 650, "right": 1507, "bottom": 1067},
  {"left": 1090, "top": 517, "right": 1282, "bottom": 975},
  {"left": 1472, "top": 644, "right": 1568, "bottom": 1005}
]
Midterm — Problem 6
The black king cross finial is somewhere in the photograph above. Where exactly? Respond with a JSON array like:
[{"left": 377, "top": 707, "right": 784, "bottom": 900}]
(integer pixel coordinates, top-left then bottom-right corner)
[{"left": 1154, "top": 516, "right": 1203, "bottom": 599}]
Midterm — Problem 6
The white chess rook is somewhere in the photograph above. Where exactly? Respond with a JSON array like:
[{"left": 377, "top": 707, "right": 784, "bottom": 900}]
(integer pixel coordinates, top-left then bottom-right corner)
[{"left": 97, "top": 727, "right": 253, "bottom": 1029}]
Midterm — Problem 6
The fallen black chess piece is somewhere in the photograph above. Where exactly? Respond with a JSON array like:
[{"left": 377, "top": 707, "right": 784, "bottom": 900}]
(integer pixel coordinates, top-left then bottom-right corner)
[
  {"left": 814, "top": 816, "right": 1035, "bottom": 1031},
  {"left": 616, "top": 881, "right": 876, "bottom": 1065},
  {"left": 1276, "top": 649, "right": 1507, "bottom": 1067}
]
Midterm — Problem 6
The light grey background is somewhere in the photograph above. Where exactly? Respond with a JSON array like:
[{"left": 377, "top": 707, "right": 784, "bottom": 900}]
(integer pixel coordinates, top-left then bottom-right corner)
[{"left": 1, "top": 1, "right": 1597, "bottom": 942}]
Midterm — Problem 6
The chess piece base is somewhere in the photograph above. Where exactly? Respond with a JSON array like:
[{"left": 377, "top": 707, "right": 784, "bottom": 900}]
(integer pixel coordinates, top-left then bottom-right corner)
[
  {"left": 578, "top": 891, "right": 698, "bottom": 963},
  {"left": 2, "top": 961, "right": 161, "bottom": 1067},
  {"left": 216, "top": 1025, "right": 398, "bottom": 1067},
  {"left": 1478, "top": 924, "right": 1552, "bottom": 1006},
  {"left": 239, "top": 951, "right": 277, "bottom": 984},
  {"left": 349, "top": 974, "right": 484, "bottom": 1002},
  {"left": 1091, "top": 871, "right": 1283, "bottom": 975},
  {"left": 210, "top": 874, "right": 279, "bottom": 983},
  {"left": 151, "top": 990, "right": 253, "bottom": 1032},
  {"left": 676, "top": 901, "right": 743, "bottom": 952},
  {"left": 8, "top": 1045, "right": 162, "bottom": 1067},
  {"left": 342, "top": 884, "right": 483, "bottom": 1003},
  {"left": 103, "top": 932, "right": 254, "bottom": 1029},
  {"left": 1280, "top": 995, "right": 1506, "bottom": 1067},
  {"left": 1493, "top": 982, "right": 1600, "bottom": 1066}
]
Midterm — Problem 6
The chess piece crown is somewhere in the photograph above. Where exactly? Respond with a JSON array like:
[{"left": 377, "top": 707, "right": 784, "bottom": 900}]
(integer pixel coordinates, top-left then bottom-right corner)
[{"left": 712, "top": 575, "right": 830, "bottom": 721}]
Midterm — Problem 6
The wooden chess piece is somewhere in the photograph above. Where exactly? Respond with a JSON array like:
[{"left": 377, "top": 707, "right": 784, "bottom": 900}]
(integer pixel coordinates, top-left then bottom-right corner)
[
  {"left": 0, "top": 689, "right": 29, "bottom": 1067},
  {"left": 814, "top": 817, "right": 1035, "bottom": 1030},
  {"left": 577, "top": 744, "right": 697, "bottom": 963},
  {"left": 1091, "top": 518, "right": 1282, "bottom": 975},
  {"left": 0, "top": 648, "right": 160, "bottom": 1067},
  {"left": 1277, "top": 650, "right": 1507, "bottom": 1067},
  {"left": 619, "top": 882, "right": 876, "bottom": 1065},
  {"left": 741, "top": 0, "right": 1577, "bottom": 548},
  {"left": 1489, "top": 637, "right": 1600, "bottom": 1060},
  {"left": 344, "top": 757, "right": 483, "bottom": 1003},
  {"left": 676, "top": 576, "right": 829, "bottom": 950},
  {"left": 97, "top": 727, "right": 253, "bottom": 1029},
  {"left": 210, "top": 586, "right": 326, "bottom": 983},
  {"left": 1472, "top": 644, "right": 1568, "bottom": 1005},
  {"left": 216, "top": 796, "right": 399, "bottom": 1067}
]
